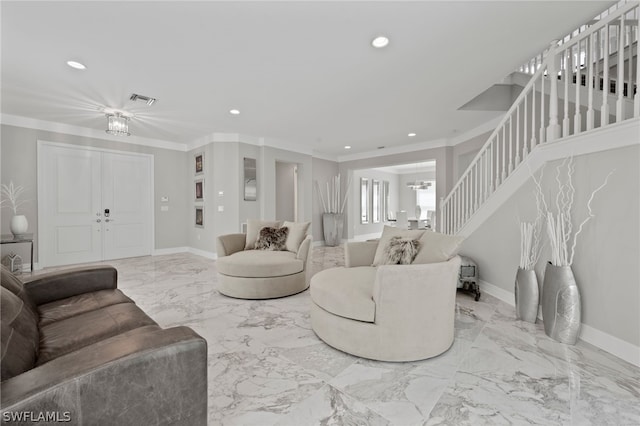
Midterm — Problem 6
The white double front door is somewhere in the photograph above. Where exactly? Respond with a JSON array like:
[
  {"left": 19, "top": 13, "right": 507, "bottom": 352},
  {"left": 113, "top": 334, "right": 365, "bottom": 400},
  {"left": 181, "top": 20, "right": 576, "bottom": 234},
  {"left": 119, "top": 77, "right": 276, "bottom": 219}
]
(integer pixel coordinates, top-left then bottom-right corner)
[{"left": 38, "top": 143, "right": 153, "bottom": 267}]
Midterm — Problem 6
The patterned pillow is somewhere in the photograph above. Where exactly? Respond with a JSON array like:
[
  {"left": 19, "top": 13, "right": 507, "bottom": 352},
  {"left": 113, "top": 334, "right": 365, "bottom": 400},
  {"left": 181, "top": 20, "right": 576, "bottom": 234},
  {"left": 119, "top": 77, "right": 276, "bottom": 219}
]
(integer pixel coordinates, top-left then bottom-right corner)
[
  {"left": 255, "top": 226, "right": 289, "bottom": 251},
  {"left": 380, "top": 236, "right": 421, "bottom": 265}
]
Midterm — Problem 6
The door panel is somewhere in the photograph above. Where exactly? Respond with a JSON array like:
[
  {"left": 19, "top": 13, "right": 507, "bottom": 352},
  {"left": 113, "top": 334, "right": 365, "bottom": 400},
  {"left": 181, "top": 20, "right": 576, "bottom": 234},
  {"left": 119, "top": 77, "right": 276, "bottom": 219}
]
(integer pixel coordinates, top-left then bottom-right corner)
[
  {"left": 102, "top": 152, "right": 152, "bottom": 260},
  {"left": 40, "top": 145, "right": 102, "bottom": 266},
  {"left": 39, "top": 144, "right": 152, "bottom": 267}
]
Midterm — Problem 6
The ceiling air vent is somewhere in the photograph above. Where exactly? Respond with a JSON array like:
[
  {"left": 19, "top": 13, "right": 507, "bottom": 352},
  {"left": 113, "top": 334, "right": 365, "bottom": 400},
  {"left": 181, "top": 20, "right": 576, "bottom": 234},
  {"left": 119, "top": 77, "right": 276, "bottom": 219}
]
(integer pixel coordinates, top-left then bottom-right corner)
[{"left": 129, "top": 93, "right": 157, "bottom": 106}]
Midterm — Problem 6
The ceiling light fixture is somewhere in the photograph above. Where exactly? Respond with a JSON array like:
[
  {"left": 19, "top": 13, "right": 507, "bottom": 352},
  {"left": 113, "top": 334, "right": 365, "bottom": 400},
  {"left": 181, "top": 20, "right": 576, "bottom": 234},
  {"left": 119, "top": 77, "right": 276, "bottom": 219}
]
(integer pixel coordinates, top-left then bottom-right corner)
[
  {"left": 344, "top": 145, "right": 351, "bottom": 150},
  {"left": 105, "top": 112, "right": 131, "bottom": 136},
  {"left": 371, "top": 36, "right": 389, "bottom": 48},
  {"left": 66, "top": 60, "right": 86, "bottom": 70},
  {"left": 229, "top": 109, "right": 240, "bottom": 115},
  {"left": 408, "top": 133, "right": 417, "bottom": 137},
  {"left": 406, "top": 162, "right": 432, "bottom": 190}
]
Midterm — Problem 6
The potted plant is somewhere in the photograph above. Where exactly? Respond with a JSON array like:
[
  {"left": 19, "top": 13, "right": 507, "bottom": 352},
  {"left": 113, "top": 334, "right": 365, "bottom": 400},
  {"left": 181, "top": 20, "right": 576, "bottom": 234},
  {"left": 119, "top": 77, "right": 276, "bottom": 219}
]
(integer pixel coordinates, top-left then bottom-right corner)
[{"left": 1, "top": 180, "right": 29, "bottom": 237}]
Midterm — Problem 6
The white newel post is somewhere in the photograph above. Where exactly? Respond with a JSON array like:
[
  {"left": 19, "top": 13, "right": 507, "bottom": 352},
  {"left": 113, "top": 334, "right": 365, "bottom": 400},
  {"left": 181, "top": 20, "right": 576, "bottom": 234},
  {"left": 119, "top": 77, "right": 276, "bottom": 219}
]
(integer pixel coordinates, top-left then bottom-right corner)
[
  {"left": 563, "top": 47, "right": 571, "bottom": 137},
  {"left": 616, "top": 15, "right": 625, "bottom": 122},
  {"left": 547, "top": 42, "right": 562, "bottom": 141}
]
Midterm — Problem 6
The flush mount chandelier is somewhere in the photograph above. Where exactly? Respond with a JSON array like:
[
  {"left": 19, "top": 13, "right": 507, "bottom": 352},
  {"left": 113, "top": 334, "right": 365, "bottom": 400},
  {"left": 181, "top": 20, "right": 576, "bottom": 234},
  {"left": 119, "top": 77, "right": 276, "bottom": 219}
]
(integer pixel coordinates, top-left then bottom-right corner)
[{"left": 105, "top": 112, "right": 131, "bottom": 136}]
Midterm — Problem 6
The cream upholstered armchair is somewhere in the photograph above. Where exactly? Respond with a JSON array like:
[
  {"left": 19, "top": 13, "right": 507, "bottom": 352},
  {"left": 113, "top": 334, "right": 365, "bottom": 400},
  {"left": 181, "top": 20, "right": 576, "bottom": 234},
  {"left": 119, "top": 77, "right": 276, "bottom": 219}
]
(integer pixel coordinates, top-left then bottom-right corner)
[
  {"left": 215, "top": 220, "right": 312, "bottom": 299},
  {"left": 310, "top": 227, "right": 463, "bottom": 362}
]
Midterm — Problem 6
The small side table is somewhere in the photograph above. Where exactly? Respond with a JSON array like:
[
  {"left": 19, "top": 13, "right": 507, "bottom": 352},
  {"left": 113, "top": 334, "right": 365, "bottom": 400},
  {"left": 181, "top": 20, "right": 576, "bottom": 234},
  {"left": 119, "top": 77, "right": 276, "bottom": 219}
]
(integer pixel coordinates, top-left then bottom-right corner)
[{"left": 1, "top": 233, "right": 34, "bottom": 272}]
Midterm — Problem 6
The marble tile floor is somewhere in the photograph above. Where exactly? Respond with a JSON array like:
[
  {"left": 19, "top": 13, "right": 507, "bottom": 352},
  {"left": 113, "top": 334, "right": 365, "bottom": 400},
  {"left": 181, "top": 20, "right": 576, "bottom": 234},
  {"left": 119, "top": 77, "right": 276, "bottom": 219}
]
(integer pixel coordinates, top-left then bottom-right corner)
[{"left": 30, "top": 247, "right": 640, "bottom": 425}]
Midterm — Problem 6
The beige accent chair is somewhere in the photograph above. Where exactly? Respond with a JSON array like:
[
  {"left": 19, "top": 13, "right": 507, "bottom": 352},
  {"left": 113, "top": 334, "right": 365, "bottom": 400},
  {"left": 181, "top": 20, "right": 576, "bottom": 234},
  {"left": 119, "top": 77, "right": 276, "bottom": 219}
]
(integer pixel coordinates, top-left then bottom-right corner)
[
  {"left": 310, "top": 239, "right": 461, "bottom": 362},
  {"left": 216, "top": 222, "right": 313, "bottom": 299}
]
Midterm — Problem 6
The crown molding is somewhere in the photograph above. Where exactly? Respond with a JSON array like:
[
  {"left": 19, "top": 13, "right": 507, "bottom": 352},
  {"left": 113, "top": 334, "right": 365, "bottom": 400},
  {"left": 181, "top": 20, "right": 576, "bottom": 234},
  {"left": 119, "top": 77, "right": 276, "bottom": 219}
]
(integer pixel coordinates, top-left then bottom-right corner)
[
  {"left": 337, "top": 137, "right": 449, "bottom": 163},
  {"left": 1, "top": 114, "right": 187, "bottom": 152}
]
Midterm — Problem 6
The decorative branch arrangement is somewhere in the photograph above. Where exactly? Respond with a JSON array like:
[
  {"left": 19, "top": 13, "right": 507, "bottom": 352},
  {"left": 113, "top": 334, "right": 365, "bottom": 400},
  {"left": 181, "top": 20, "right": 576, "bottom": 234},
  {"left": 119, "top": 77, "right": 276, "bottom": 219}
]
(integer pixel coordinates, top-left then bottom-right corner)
[
  {"left": 531, "top": 158, "right": 613, "bottom": 267},
  {"left": 0, "top": 181, "right": 28, "bottom": 215},
  {"left": 316, "top": 174, "right": 351, "bottom": 214},
  {"left": 519, "top": 167, "right": 545, "bottom": 270}
]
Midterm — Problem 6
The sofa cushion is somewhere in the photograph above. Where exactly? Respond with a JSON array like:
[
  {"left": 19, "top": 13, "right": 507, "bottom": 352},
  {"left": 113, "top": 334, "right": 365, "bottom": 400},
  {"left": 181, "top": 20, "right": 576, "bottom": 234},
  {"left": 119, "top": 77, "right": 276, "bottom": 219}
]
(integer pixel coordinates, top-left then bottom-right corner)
[
  {"left": 37, "top": 302, "right": 157, "bottom": 365},
  {"left": 38, "top": 289, "right": 134, "bottom": 327},
  {"left": 282, "top": 221, "right": 311, "bottom": 253},
  {"left": 412, "top": 231, "right": 465, "bottom": 264},
  {"left": 372, "top": 226, "right": 425, "bottom": 266},
  {"left": 1, "top": 287, "right": 39, "bottom": 380},
  {"left": 310, "top": 267, "right": 376, "bottom": 323},
  {"left": 1, "top": 265, "right": 38, "bottom": 318},
  {"left": 245, "top": 219, "right": 281, "bottom": 250},
  {"left": 255, "top": 226, "right": 289, "bottom": 251},
  {"left": 216, "top": 250, "right": 303, "bottom": 278}
]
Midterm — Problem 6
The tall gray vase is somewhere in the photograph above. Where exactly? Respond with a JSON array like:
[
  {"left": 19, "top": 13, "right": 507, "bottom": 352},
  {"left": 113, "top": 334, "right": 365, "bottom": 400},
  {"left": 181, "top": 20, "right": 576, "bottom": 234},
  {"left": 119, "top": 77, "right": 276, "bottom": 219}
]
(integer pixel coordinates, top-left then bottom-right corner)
[
  {"left": 515, "top": 268, "right": 538, "bottom": 323},
  {"left": 322, "top": 213, "right": 344, "bottom": 247},
  {"left": 541, "top": 263, "right": 581, "bottom": 345}
]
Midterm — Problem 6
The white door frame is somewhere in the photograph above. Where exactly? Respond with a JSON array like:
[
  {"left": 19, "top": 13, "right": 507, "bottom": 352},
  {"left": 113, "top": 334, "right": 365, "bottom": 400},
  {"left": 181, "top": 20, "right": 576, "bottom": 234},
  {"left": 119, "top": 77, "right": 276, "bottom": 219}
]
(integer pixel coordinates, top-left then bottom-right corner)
[{"left": 37, "top": 140, "right": 155, "bottom": 268}]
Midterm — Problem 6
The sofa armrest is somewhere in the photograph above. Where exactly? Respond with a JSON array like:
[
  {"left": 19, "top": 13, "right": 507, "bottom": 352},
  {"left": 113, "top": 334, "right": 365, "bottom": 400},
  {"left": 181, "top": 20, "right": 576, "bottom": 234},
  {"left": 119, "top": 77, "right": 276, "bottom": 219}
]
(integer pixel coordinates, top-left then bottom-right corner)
[
  {"left": 296, "top": 235, "right": 312, "bottom": 262},
  {"left": 1, "top": 326, "right": 207, "bottom": 425},
  {"left": 372, "top": 256, "right": 461, "bottom": 329},
  {"left": 23, "top": 266, "right": 118, "bottom": 306},
  {"left": 216, "top": 233, "right": 246, "bottom": 257},
  {"left": 344, "top": 241, "right": 378, "bottom": 267}
]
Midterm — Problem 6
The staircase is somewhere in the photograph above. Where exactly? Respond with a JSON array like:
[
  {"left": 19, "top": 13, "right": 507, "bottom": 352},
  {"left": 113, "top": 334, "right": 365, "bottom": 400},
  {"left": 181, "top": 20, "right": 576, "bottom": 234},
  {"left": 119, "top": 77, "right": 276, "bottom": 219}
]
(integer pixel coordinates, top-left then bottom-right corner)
[{"left": 440, "top": 1, "right": 640, "bottom": 235}]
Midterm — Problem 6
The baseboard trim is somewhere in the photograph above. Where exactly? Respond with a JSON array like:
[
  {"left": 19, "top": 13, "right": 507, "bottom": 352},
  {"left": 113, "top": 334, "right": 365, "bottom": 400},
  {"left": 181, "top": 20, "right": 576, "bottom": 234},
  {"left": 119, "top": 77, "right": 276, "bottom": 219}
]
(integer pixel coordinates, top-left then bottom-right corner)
[
  {"left": 479, "top": 280, "right": 640, "bottom": 367},
  {"left": 187, "top": 247, "right": 217, "bottom": 260},
  {"left": 153, "top": 247, "right": 189, "bottom": 256}
]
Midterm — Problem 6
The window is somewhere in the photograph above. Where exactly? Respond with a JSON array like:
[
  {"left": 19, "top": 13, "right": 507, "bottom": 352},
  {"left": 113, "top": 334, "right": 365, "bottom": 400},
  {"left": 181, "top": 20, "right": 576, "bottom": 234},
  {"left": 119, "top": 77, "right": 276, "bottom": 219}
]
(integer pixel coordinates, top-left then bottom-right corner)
[
  {"left": 360, "top": 178, "right": 369, "bottom": 224},
  {"left": 416, "top": 181, "right": 436, "bottom": 219},
  {"left": 372, "top": 180, "right": 380, "bottom": 223}
]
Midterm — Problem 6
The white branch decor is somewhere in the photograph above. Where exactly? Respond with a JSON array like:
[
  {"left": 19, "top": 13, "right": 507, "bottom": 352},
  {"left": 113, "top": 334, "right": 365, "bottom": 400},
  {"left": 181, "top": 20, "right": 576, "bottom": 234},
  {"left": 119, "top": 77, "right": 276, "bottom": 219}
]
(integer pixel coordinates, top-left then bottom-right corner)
[
  {"left": 520, "top": 166, "right": 546, "bottom": 270},
  {"left": 0, "top": 181, "right": 28, "bottom": 215},
  {"left": 315, "top": 174, "right": 351, "bottom": 214},
  {"left": 539, "top": 158, "right": 613, "bottom": 267}
]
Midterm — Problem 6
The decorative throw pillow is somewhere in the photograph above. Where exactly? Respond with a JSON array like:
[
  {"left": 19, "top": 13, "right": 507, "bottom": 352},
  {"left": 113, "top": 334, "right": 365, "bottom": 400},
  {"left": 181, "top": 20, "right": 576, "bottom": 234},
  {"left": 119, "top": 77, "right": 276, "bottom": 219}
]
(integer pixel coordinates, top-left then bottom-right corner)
[
  {"left": 411, "top": 230, "right": 465, "bottom": 264},
  {"left": 282, "top": 221, "right": 311, "bottom": 253},
  {"left": 255, "top": 226, "right": 289, "bottom": 251},
  {"left": 380, "top": 236, "right": 421, "bottom": 265},
  {"left": 245, "top": 219, "right": 281, "bottom": 249},
  {"left": 372, "top": 225, "right": 425, "bottom": 266}
]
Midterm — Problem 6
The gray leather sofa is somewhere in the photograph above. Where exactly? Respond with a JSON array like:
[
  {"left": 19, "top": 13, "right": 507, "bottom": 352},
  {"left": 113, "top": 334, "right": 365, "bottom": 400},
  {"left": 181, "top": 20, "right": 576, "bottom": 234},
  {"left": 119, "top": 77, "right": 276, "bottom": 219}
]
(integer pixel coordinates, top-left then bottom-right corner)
[{"left": 1, "top": 265, "right": 207, "bottom": 425}]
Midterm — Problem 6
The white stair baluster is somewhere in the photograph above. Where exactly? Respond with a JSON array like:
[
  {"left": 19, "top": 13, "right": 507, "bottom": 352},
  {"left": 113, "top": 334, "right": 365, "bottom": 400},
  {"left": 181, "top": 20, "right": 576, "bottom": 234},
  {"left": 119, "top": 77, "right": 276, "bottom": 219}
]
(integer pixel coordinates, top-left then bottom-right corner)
[
  {"left": 587, "top": 32, "right": 595, "bottom": 130},
  {"left": 524, "top": 93, "right": 529, "bottom": 154},
  {"left": 515, "top": 105, "right": 521, "bottom": 165},
  {"left": 540, "top": 70, "right": 546, "bottom": 143},
  {"left": 636, "top": 16, "right": 640, "bottom": 116},
  {"left": 575, "top": 39, "right": 582, "bottom": 133},
  {"left": 627, "top": 23, "right": 633, "bottom": 100},
  {"left": 601, "top": 24, "right": 610, "bottom": 125},
  {"left": 531, "top": 81, "right": 537, "bottom": 148},
  {"left": 616, "top": 15, "right": 626, "bottom": 121},
  {"left": 563, "top": 47, "right": 571, "bottom": 136},
  {"left": 501, "top": 126, "right": 507, "bottom": 182},
  {"left": 508, "top": 116, "right": 514, "bottom": 174}
]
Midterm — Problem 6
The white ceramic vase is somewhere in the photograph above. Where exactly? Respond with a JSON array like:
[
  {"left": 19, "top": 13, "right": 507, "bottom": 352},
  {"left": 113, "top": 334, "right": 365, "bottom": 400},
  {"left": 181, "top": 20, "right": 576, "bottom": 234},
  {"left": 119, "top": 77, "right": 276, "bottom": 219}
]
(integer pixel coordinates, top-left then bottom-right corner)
[
  {"left": 10, "top": 215, "right": 28, "bottom": 237},
  {"left": 322, "top": 213, "right": 344, "bottom": 247}
]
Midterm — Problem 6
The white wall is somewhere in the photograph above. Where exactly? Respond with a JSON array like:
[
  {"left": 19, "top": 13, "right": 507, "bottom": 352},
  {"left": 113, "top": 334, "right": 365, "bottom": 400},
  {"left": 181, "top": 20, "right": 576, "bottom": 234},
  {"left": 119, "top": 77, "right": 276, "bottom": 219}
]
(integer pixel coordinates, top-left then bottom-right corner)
[{"left": 461, "top": 144, "right": 640, "bottom": 348}]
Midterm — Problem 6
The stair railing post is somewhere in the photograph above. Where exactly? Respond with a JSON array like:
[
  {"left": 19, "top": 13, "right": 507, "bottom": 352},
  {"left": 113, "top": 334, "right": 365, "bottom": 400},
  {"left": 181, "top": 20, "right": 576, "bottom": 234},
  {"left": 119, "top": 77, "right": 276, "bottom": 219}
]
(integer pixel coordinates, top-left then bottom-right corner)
[
  {"left": 616, "top": 15, "right": 626, "bottom": 122},
  {"left": 508, "top": 116, "right": 514, "bottom": 174},
  {"left": 501, "top": 126, "right": 507, "bottom": 182},
  {"left": 587, "top": 32, "right": 595, "bottom": 130},
  {"left": 601, "top": 24, "right": 610, "bottom": 126},
  {"left": 636, "top": 16, "right": 640, "bottom": 117},
  {"left": 574, "top": 39, "right": 582, "bottom": 134},
  {"left": 547, "top": 41, "right": 562, "bottom": 141},
  {"left": 540, "top": 70, "right": 546, "bottom": 143},
  {"left": 563, "top": 47, "right": 571, "bottom": 136},
  {"left": 515, "top": 105, "right": 521, "bottom": 165}
]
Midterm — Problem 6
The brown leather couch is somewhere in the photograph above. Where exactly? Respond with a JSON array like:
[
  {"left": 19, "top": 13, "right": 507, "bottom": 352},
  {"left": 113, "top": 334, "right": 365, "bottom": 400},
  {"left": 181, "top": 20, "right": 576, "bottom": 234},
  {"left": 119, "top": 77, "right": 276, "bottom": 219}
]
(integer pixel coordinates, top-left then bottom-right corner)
[{"left": 1, "top": 265, "right": 207, "bottom": 425}]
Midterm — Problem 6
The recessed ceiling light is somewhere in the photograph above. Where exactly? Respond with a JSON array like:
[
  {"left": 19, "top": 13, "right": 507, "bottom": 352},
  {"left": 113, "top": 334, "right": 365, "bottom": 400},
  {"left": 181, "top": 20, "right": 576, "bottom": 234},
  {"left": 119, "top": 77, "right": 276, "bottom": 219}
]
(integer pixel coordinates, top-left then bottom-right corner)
[
  {"left": 344, "top": 145, "right": 351, "bottom": 150},
  {"left": 66, "top": 60, "right": 86, "bottom": 70},
  {"left": 371, "top": 36, "right": 389, "bottom": 48},
  {"left": 408, "top": 133, "right": 417, "bottom": 137},
  {"left": 229, "top": 109, "right": 240, "bottom": 115}
]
